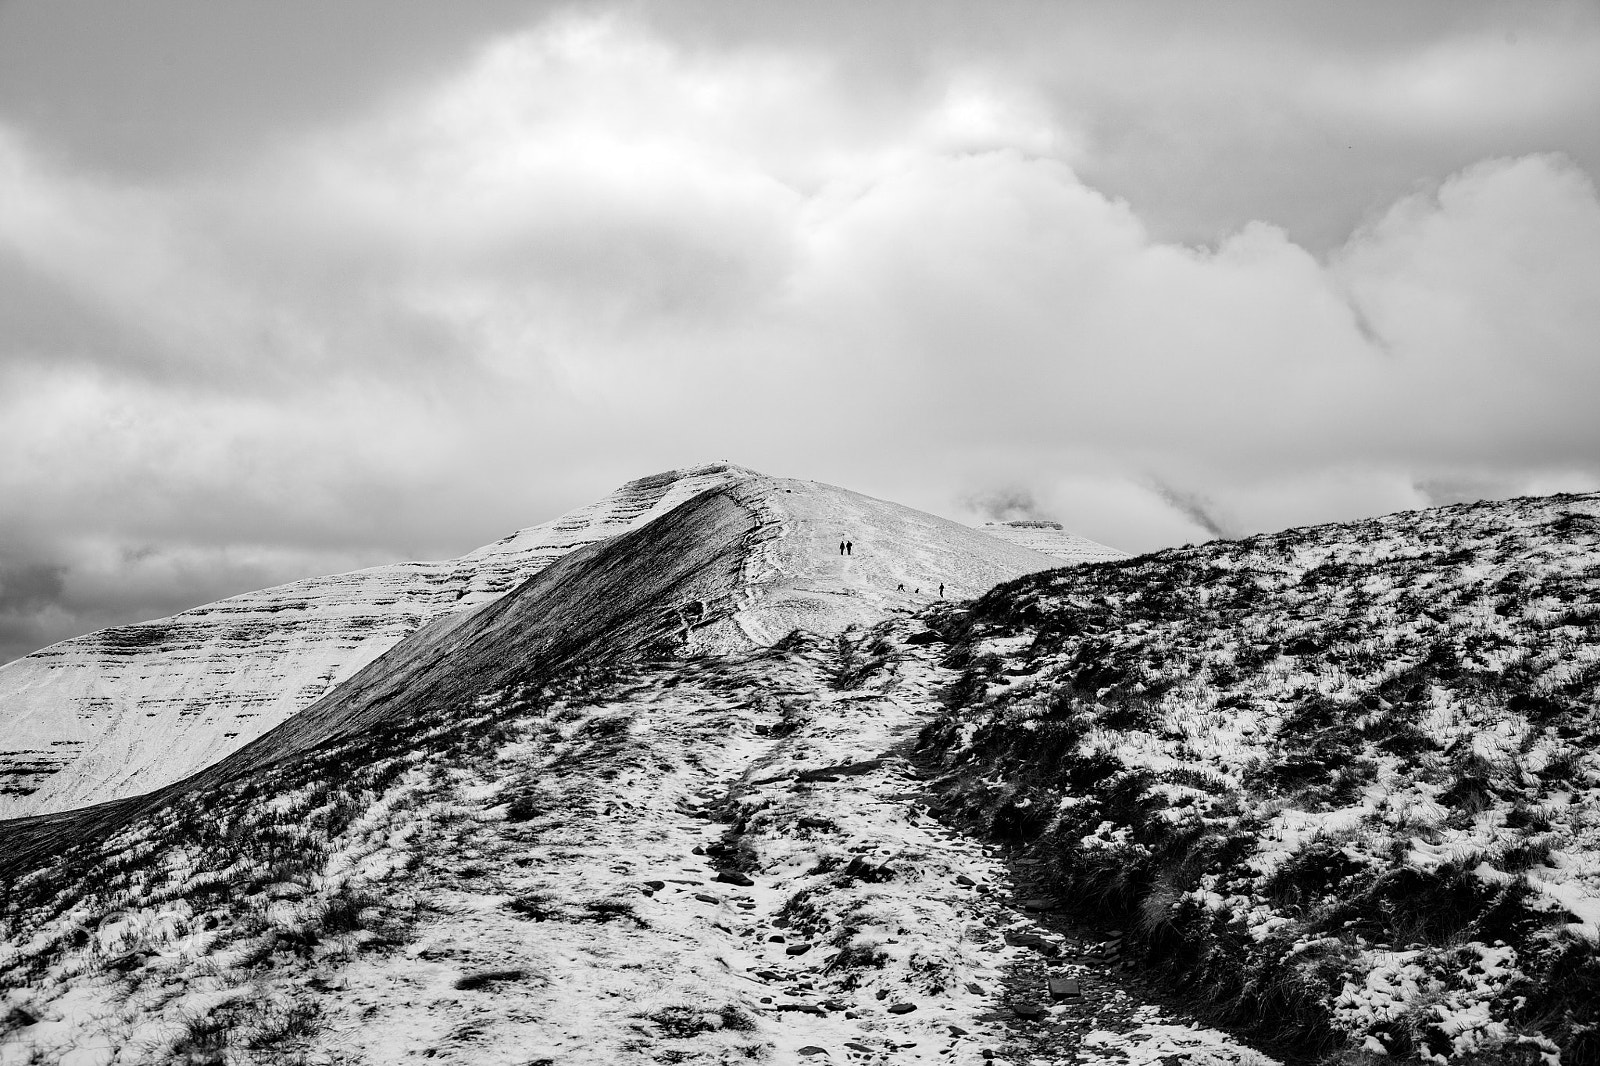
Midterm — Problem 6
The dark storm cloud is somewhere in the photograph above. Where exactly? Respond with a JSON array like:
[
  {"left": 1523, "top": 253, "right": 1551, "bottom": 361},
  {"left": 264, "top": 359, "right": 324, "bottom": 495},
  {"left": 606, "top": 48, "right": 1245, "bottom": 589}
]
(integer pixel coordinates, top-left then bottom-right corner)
[{"left": 2, "top": 3, "right": 1599, "bottom": 662}]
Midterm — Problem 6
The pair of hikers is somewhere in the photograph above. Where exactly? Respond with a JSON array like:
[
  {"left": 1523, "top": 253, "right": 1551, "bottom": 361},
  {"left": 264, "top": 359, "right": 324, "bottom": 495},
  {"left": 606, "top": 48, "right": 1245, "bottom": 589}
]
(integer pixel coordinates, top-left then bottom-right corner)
[{"left": 838, "top": 540, "right": 853, "bottom": 556}]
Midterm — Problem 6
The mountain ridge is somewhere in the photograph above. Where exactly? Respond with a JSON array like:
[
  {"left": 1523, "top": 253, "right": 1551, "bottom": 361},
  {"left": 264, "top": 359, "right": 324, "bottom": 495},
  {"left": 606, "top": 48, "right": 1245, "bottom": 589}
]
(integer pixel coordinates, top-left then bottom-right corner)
[{"left": 0, "top": 462, "right": 1095, "bottom": 819}]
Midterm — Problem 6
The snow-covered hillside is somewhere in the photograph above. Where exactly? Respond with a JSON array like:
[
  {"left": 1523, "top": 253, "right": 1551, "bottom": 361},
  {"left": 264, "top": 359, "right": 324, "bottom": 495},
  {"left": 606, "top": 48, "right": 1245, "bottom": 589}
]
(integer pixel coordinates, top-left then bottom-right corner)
[
  {"left": 979, "top": 521, "right": 1127, "bottom": 565},
  {"left": 921, "top": 491, "right": 1600, "bottom": 1063}
]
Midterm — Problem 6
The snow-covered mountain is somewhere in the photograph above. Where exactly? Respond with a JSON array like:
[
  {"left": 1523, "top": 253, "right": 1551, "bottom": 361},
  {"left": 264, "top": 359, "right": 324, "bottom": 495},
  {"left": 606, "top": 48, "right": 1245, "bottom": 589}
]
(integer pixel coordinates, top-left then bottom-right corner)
[
  {"left": 3, "top": 477, "right": 1597, "bottom": 1065},
  {"left": 0, "top": 463, "right": 761, "bottom": 819},
  {"left": 0, "top": 465, "right": 1079, "bottom": 819}
]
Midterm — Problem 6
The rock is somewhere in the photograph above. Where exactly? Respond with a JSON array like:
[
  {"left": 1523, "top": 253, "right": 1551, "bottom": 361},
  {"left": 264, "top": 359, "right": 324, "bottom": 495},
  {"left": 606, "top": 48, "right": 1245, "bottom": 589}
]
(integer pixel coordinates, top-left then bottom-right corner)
[
  {"left": 1021, "top": 898, "right": 1059, "bottom": 911},
  {"left": 778, "top": 1004, "right": 826, "bottom": 1016},
  {"left": 1003, "top": 931, "right": 1059, "bottom": 956},
  {"left": 716, "top": 871, "right": 755, "bottom": 887},
  {"left": 692, "top": 846, "right": 706, "bottom": 856},
  {"left": 768, "top": 934, "right": 785, "bottom": 942},
  {"left": 844, "top": 1043, "right": 873, "bottom": 1053},
  {"left": 947, "top": 1025, "right": 968, "bottom": 1036},
  {"left": 955, "top": 874, "right": 977, "bottom": 886},
  {"left": 797, "top": 1048, "right": 829, "bottom": 1057},
  {"left": 887, "top": 1003, "right": 917, "bottom": 1015},
  {"left": 643, "top": 880, "right": 666, "bottom": 891},
  {"left": 1011, "top": 1002, "right": 1047, "bottom": 1020},
  {"left": 1048, "top": 977, "right": 1081, "bottom": 999},
  {"left": 785, "top": 943, "right": 812, "bottom": 956},
  {"left": 965, "top": 981, "right": 985, "bottom": 995},
  {"left": 693, "top": 893, "right": 722, "bottom": 904},
  {"left": 754, "top": 970, "right": 783, "bottom": 981}
]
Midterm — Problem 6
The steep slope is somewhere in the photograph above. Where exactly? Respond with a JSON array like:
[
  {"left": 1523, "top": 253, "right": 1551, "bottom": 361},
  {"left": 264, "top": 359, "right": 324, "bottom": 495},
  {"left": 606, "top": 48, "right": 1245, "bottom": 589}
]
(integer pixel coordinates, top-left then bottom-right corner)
[
  {"left": 0, "top": 463, "right": 757, "bottom": 818},
  {"left": 979, "top": 520, "right": 1128, "bottom": 564},
  {"left": 920, "top": 491, "right": 1600, "bottom": 1063}
]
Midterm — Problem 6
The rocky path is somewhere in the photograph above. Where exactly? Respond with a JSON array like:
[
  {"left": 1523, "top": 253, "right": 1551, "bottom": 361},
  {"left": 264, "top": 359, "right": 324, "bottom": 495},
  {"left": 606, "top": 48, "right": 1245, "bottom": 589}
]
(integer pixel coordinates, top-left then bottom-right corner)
[{"left": 297, "top": 629, "right": 1277, "bottom": 1066}]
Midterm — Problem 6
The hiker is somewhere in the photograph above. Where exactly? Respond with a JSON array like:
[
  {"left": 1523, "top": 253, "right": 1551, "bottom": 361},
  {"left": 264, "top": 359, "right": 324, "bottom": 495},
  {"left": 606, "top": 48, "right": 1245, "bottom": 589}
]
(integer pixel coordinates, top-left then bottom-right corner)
[
  {"left": 938, "top": 583, "right": 944, "bottom": 598},
  {"left": 897, "top": 583, "right": 904, "bottom": 592},
  {"left": 839, "top": 541, "right": 846, "bottom": 556},
  {"left": 846, "top": 540, "right": 853, "bottom": 556}
]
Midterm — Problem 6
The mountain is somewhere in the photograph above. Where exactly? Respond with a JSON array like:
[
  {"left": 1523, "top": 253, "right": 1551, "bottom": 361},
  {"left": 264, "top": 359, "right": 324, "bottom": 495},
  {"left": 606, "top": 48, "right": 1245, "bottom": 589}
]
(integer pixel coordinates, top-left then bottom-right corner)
[
  {"left": 979, "top": 520, "right": 1127, "bottom": 564},
  {"left": 0, "top": 464, "right": 1079, "bottom": 819},
  {"left": 0, "top": 469, "right": 1268, "bottom": 1066}
]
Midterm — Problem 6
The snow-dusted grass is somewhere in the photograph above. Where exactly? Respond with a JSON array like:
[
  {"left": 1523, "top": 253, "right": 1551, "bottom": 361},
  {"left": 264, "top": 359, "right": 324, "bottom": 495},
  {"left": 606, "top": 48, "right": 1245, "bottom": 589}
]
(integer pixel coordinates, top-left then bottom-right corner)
[{"left": 920, "top": 491, "right": 1600, "bottom": 1065}]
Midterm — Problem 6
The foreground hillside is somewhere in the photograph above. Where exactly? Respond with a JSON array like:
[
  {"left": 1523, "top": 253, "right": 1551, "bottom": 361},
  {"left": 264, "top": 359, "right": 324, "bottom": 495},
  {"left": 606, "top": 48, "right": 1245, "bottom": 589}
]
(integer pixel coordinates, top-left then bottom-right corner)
[
  {"left": 0, "top": 635, "right": 1269, "bottom": 1064},
  {"left": 920, "top": 491, "right": 1600, "bottom": 1063}
]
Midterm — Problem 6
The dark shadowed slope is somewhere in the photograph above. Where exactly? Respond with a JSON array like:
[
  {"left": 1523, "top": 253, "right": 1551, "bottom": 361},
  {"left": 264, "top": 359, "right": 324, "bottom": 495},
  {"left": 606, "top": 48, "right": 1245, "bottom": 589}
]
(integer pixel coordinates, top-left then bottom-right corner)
[{"left": 0, "top": 462, "right": 758, "bottom": 818}]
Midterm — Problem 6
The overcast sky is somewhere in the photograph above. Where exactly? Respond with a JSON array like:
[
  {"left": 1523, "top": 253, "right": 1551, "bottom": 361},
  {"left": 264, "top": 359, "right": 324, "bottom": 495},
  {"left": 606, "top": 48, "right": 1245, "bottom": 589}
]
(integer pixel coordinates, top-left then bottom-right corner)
[{"left": 3, "top": 1, "right": 1599, "bottom": 663}]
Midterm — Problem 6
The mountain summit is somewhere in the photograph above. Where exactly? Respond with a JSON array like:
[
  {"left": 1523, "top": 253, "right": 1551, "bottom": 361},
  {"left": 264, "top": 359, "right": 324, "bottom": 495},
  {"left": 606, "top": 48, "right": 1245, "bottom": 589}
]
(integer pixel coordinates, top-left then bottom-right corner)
[{"left": 0, "top": 464, "right": 1077, "bottom": 818}]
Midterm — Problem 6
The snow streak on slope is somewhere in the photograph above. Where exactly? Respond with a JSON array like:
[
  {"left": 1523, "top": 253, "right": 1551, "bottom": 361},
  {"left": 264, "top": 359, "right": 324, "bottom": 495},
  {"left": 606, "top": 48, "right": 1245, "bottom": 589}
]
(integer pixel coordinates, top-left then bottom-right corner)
[
  {"left": 0, "top": 463, "right": 757, "bottom": 818},
  {"left": 979, "top": 521, "right": 1128, "bottom": 565}
]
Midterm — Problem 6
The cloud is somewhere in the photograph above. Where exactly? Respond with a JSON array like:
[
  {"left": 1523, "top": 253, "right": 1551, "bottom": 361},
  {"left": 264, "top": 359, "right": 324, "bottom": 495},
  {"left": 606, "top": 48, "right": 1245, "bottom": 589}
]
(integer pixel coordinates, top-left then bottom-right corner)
[{"left": 2, "top": 12, "right": 1600, "bottom": 661}]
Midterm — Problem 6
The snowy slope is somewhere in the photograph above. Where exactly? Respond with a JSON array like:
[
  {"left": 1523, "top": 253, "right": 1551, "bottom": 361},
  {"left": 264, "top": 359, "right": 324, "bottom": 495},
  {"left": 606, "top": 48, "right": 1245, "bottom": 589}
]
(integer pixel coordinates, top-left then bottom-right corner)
[
  {"left": 0, "top": 463, "right": 757, "bottom": 819},
  {"left": 979, "top": 520, "right": 1127, "bottom": 564},
  {"left": 922, "top": 491, "right": 1600, "bottom": 1063}
]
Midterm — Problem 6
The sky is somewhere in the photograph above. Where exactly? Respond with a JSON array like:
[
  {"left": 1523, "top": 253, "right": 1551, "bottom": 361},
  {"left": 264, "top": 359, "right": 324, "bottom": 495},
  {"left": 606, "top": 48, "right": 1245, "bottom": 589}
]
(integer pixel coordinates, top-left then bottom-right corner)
[{"left": 2, "top": 0, "right": 1599, "bottom": 664}]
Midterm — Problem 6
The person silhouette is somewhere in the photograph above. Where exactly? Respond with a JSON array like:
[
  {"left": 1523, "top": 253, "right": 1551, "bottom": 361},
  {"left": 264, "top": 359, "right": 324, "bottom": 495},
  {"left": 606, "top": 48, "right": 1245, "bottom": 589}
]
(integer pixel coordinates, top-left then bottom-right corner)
[
  {"left": 839, "top": 541, "right": 846, "bottom": 556},
  {"left": 897, "top": 583, "right": 904, "bottom": 591},
  {"left": 938, "top": 583, "right": 944, "bottom": 598},
  {"left": 846, "top": 541, "right": 853, "bottom": 556}
]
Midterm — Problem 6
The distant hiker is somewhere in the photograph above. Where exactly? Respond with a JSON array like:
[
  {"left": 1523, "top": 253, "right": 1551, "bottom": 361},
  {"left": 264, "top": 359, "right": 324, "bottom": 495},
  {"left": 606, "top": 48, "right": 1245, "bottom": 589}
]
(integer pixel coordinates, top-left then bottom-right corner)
[
  {"left": 938, "top": 583, "right": 944, "bottom": 598},
  {"left": 897, "top": 583, "right": 904, "bottom": 591},
  {"left": 839, "top": 541, "right": 846, "bottom": 556},
  {"left": 846, "top": 541, "right": 853, "bottom": 556}
]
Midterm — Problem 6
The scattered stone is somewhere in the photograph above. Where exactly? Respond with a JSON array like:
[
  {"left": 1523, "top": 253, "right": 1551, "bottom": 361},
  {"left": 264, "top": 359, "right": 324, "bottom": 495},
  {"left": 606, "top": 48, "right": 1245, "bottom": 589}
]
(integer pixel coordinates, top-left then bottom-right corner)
[
  {"left": 754, "top": 970, "right": 783, "bottom": 981},
  {"left": 778, "top": 1003, "right": 826, "bottom": 1016},
  {"left": 1048, "top": 977, "right": 1081, "bottom": 999},
  {"left": 797, "top": 1046, "right": 830, "bottom": 1056},
  {"left": 1021, "top": 898, "right": 1059, "bottom": 912},
  {"left": 768, "top": 934, "right": 785, "bottom": 942},
  {"left": 887, "top": 1002, "right": 917, "bottom": 1015},
  {"left": 1011, "top": 1002, "right": 1047, "bottom": 1020},
  {"left": 693, "top": 893, "right": 721, "bottom": 904},
  {"left": 453, "top": 968, "right": 526, "bottom": 991},
  {"left": 692, "top": 845, "right": 707, "bottom": 855},
  {"left": 785, "top": 943, "right": 812, "bottom": 955},
  {"left": 716, "top": 870, "right": 756, "bottom": 887},
  {"left": 955, "top": 874, "right": 977, "bottom": 886},
  {"left": 643, "top": 880, "right": 666, "bottom": 891},
  {"left": 965, "top": 981, "right": 985, "bottom": 995},
  {"left": 844, "top": 1043, "right": 873, "bottom": 1053},
  {"left": 1003, "top": 931, "right": 1059, "bottom": 956}
]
